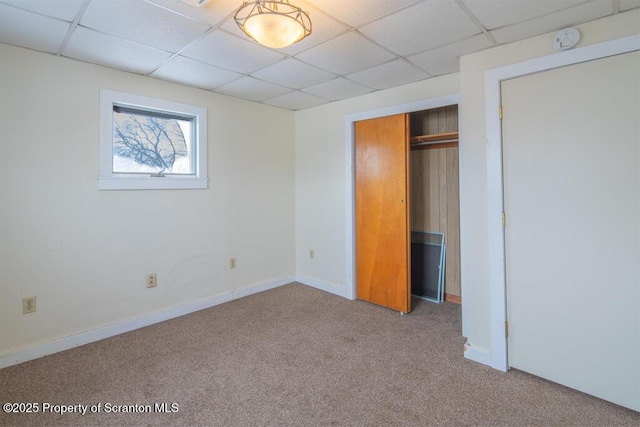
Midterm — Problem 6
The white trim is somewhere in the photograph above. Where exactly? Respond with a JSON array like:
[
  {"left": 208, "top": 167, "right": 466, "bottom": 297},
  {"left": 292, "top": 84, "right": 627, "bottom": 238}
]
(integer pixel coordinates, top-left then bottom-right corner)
[
  {"left": 463, "top": 342, "right": 492, "bottom": 366},
  {"left": 295, "top": 274, "right": 347, "bottom": 298},
  {"left": 345, "top": 120, "right": 356, "bottom": 301},
  {"left": 0, "top": 275, "right": 294, "bottom": 369},
  {"left": 98, "top": 176, "right": 208, "bottom": 190},
  {"left": 344, "top": 94, "right": 461, "bottom": 306},
  {"left": 98, "top": 89, "right": 208, "bottom": 190},
  {"left": 484, "top": 34, "right": 640, "bottom": 372}
]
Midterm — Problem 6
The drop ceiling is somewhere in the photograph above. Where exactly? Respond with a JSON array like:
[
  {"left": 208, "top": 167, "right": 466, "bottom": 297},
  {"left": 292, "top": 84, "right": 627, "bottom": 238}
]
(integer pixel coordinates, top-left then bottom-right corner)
[{"left": 1, "top": 0, "right": 638, "bottom": 110}]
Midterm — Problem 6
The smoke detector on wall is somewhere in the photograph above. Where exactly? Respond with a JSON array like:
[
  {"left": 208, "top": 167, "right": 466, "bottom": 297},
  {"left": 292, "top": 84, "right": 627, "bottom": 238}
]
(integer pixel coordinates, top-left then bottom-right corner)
[{"left": 553, "top": 28, "right": 580, "bottom": 51}]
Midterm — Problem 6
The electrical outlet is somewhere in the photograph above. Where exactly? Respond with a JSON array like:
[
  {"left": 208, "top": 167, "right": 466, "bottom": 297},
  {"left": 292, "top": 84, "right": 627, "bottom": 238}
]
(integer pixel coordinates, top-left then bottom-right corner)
[
  {"left": 310, "top": 249, "right": 315, "bottom": 260},
  {"left": 23, "top": 296, "right": 36, "bottom": 314},
  {"left": 147, "top": 273, "right": 157, "bottom": 288},
  {"left": 229, "top": 257, "right": 236, "bottom": 270}
]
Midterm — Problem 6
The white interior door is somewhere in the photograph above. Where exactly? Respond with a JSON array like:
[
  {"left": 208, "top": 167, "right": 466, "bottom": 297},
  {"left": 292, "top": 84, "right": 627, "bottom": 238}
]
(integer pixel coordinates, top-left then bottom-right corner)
[{"left": 502, "top": 51, "right": 639, "bottom": 411}]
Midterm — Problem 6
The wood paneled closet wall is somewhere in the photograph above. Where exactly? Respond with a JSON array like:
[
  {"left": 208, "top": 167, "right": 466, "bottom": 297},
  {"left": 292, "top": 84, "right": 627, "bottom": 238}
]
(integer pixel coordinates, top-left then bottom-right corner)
[{"left": 410, "top": 106, "right": 461, "bottom": 303}]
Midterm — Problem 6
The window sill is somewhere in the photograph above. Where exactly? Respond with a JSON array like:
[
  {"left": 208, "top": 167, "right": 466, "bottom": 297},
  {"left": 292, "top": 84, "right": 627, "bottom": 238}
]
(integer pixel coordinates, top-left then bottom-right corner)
[{"left": 98, "top": 176, "right": 208, "bottom": 190}]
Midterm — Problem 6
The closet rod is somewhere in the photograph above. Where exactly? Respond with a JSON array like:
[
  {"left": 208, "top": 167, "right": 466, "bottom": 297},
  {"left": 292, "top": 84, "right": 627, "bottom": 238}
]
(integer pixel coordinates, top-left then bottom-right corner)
[
  {"left": 410, "top": 140, "right": 459, "bottom": 150},
  {"left": 411, "top": 138, "right": 458, "bottom": 145},
  {"left": 409, "top": 131, "right": 459, "bottom": 145}
]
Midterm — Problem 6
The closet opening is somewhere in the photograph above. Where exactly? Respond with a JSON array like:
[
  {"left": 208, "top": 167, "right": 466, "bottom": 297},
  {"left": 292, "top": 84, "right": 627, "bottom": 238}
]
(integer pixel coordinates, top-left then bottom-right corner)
[
  {"left": 351, "top": 95, "right": 462, "bottom": 314},
  {"left": 409, "top": 105, "right": 461, "bottom": 305}
]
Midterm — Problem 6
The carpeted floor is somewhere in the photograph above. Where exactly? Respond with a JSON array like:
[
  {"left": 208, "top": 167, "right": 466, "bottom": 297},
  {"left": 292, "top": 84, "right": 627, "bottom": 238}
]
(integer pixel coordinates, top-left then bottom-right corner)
[{"left": 0, "top": 282, "right": 638, "bottom": 426}]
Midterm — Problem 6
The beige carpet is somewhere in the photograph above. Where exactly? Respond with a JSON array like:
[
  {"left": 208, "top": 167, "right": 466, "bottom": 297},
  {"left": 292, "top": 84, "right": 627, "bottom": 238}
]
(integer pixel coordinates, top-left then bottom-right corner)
[{"left": 1, "top": 283, "right": 638, "bottom": 426}]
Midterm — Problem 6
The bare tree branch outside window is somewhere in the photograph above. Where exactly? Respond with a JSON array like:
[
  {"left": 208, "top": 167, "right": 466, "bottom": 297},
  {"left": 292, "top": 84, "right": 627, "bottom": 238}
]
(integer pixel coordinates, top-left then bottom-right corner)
[{"left": 112, "top": 111, "right": 191, "bottom": 174}]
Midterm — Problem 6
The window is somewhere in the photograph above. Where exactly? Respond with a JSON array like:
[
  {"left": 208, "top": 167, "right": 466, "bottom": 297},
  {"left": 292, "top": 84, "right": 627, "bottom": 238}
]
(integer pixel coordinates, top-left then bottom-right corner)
[{"left": 99, "top": 89, "right": 207, "bottom": 190}]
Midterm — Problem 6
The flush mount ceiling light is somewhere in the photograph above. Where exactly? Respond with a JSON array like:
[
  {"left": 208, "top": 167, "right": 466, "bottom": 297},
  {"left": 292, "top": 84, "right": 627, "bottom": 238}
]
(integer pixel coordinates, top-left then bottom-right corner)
[{"left": 234, "top": 1, "right": 312, "bottom": 49}]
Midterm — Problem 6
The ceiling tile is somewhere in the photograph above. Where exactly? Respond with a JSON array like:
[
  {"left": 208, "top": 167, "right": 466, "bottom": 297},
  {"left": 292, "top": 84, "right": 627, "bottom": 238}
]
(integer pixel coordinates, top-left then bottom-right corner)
[
  {"left": 303, "top": 77, "right": 374, "bottom": 101},
  {"left": 80, "top": 0, "right": 210, "bottom": 52},
  {"left": 150, "top": 56, "right": 241, "bottom": 90},
  {"left": 359, "top": 1, "right": 481, "bottom": 56},
  {"left": 147, "top": 0, "right": 239, "bottom": 26},
  {"left": 490, "top": 0, "right": 614, "bottom": 45},
  {"left": 215, "top": 76, "right": 292, "bottom": 102},
  {"left": 462, "top": 0, "right": 588, "bottom": 30},
  {"left": 262, "top": 91, "right": 329, "bottom": 110},
  {"left": 221, "top": 3, "right": 349, "bottom": 55},
  {"left": 0, "top": 4, "right": 69, "bottom": 53},
  {"left": 347, "top": 59, "right": 430, "bottom": 90},
  {"left": 1, "top": 0, "right": 85, "bottom": 21},
  {"left": 252, "top": 58, "right": 337, "bottom": 89},
  {"left": 278, "top": 6, "right": 350, "bottom": 55},
  {"left": 306, "top": 0, "right": 423, "bottom": 27},
  {"left": 296, "top": 32, "right": 396, "bottom": 75},
  {"left": 620, "top": 0, "right": 640, "bottom": 11},
  {"left": 63, "top": 27, "right": 172, "bottom": 74},
  {"left": 408, "top": 34, "right": 493, "bottom": 76},
  {"left": 181, "top": 30, "right": 285, "bottom": 73}
]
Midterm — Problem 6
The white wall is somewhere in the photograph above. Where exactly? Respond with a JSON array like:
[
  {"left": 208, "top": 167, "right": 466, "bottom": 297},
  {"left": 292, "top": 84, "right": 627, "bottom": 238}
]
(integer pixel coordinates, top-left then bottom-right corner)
[
  {"left": 0, "top": 44, "right": 295, "bottom": 356},
  {"left": 459, "top": 9, "right": 640, "bottom": 353},
  {"left": 294, "top": 73, "right": 459, "bottom": 294}
]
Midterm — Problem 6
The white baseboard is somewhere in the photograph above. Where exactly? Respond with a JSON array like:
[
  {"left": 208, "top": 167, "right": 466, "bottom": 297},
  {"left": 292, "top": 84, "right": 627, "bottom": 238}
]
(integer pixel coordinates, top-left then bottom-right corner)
[
  {"left": 463, "top": 342, "right": 492, "bottom": 367},
  {"left": 295, "top": 274, "right": 346, "bottom": 298},
  {"left": 0, "top": 275, "right": 295, "bottom": 369}
]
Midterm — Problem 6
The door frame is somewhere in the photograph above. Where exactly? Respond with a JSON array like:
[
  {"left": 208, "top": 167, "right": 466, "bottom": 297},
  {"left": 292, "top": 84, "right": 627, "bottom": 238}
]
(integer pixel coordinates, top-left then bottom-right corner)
[
  {"left": 344, "top": 94, "right": 461, "bottom": 309},
  {"left": 484, "top": 34, "right": 640, "bottom": 372}
]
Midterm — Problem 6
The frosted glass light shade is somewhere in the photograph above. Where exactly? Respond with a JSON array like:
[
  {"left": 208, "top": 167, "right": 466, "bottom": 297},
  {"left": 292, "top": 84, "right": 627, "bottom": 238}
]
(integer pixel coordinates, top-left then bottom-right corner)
[{"left": 235, "top": 1, "right": 311, "bottom": 49}]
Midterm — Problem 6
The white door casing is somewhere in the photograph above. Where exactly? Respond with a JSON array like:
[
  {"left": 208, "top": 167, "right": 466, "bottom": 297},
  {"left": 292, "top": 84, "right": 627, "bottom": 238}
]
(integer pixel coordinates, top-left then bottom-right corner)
[{"left": 484, "top": 35, "right": 640, "bottom": 375}]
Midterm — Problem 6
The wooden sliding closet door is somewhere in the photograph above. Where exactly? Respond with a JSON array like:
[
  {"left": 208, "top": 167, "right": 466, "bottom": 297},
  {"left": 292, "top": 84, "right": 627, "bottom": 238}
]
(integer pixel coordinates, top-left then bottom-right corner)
[{"left": 355, "top": 114, "right": 410, "bottom": 313}]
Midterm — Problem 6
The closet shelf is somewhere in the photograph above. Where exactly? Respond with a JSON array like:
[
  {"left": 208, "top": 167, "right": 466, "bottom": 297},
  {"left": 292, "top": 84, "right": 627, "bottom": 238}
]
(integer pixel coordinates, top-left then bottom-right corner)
[{"left": 410, "top": 131, "right": 459, "bottom": 145}]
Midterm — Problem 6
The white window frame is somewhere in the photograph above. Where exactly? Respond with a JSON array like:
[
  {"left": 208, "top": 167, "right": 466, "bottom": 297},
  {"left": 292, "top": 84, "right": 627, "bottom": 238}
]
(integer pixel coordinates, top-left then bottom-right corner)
[{"left": 99, "top": 89, "right": 208, "bottom": 190}]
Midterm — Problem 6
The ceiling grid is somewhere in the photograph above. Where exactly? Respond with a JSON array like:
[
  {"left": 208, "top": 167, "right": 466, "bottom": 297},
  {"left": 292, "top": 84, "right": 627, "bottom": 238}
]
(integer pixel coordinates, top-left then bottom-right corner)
[{"left": 0, "top": 0, "right": 637, "bottom": 110}]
